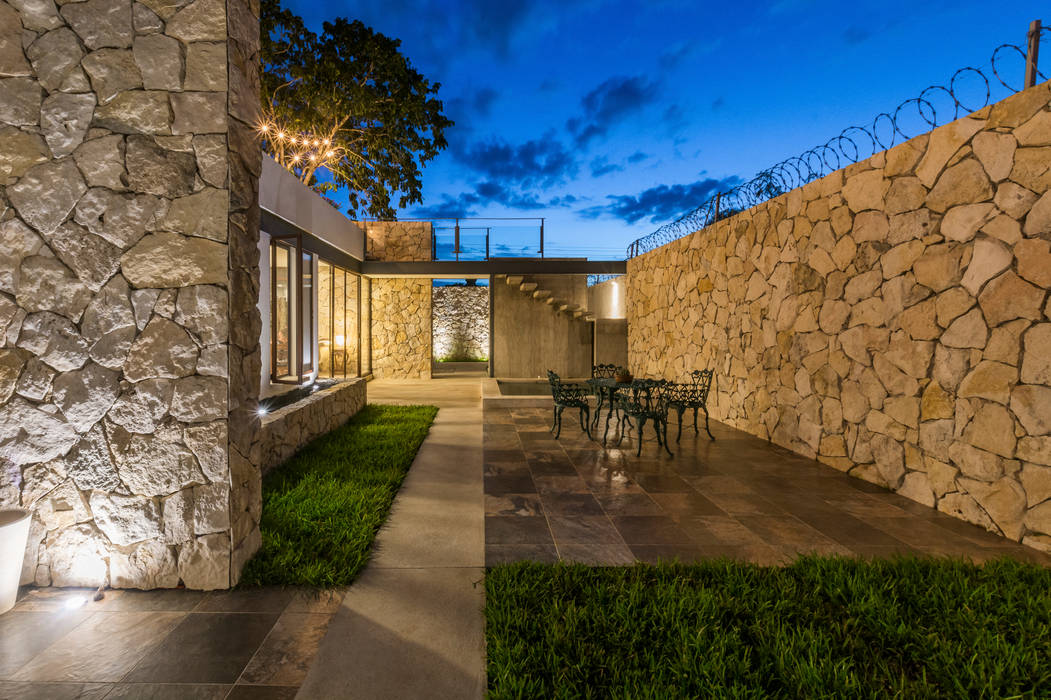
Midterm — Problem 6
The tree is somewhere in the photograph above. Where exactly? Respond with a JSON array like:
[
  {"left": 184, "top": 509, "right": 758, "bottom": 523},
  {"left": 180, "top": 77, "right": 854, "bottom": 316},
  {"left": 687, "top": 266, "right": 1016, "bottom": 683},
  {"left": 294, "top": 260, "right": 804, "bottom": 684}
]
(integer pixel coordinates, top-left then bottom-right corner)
[{"left": 261, "top": 0, "right": 453, "bottom": 219}]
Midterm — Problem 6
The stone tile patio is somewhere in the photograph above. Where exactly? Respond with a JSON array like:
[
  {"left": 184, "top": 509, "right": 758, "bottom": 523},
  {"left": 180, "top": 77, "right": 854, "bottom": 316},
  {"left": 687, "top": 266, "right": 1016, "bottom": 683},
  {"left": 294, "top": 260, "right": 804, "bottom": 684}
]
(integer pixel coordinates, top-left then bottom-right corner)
[
  {"left": 484, "top": 402, "right": 1051, "bottom": 568},
  {"left": 0, "top": 585, "right": 343, "bottom": 699}
]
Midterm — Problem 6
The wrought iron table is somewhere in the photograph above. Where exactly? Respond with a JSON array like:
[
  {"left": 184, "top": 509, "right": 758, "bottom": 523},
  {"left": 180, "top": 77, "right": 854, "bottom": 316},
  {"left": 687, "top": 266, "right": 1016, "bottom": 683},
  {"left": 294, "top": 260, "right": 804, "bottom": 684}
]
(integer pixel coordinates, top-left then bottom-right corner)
[{"left": 586, "top": 377, "right": 635, "bottom": 443}]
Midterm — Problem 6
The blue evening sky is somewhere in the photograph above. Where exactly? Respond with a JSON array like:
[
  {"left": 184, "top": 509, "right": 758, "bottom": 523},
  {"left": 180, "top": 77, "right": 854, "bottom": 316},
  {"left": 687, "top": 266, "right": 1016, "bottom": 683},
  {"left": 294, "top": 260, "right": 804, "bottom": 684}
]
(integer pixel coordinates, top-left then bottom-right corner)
[{"left": 284, "top": 0, "right": 1046, "bottom": 259}]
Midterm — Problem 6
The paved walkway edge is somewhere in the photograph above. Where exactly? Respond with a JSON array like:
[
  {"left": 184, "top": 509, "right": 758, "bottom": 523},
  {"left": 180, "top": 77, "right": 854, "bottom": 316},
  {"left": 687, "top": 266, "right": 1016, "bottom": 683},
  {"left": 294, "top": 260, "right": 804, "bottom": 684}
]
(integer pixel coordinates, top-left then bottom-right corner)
[{"left": 297, "top": 380, "right": 486, "bottom": 699}]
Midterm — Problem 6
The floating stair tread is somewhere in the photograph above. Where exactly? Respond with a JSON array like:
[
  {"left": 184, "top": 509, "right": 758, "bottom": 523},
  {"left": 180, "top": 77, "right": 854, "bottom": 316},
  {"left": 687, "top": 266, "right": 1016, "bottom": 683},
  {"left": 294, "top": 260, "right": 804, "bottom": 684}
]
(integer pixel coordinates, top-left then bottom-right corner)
[
  {"left": 520, "top": 282, "right": 538, "bottom": 292},
  {"left": 533, "top": 289, "right": 551, "bottom": 299},
  {"left": 506, "top": 275, "right": 524, "bottom": 286}
]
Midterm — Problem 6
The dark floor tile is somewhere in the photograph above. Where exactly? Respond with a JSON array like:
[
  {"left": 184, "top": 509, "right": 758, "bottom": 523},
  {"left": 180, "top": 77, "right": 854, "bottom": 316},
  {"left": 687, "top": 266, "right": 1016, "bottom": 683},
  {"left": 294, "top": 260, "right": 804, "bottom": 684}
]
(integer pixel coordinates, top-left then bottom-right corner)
[
  {"left": 558, "top": 543, "right": 636, "bottom": 566},
  {"left": 848, "top": 544, "right": 926, "bottom": 559},
  {"left": 123, "top": 613, "right": 280, "bottom": 684},
  {"left": 702, "top": 491, "right": 786, "bottom": 516},
  {"left": 696, "top": 544, "right": 792, "bottom": 566},
  {"left": 483, "top": 474, "right": 536, "bottom": 496},
  {"left": 735, "top": 515, "right": 851, "bottom": 555},
  {"left": 11, "top": 588, "right": 97, "bottom": 613},
  {"left": 0, "top": 682, "right": 111, "bottom": 699},
  {"left": 482, "top": 461, "right": 530, "bottom": 477},
  {"left": 485, "top": 544, "right": 559, "bottom": 566},
  {"left": 103, "top": 683, "right": 231, "bottom": 699},
  {"left": 609, "top": 516, "right": 693, "bottom": 545},
  {"left": 547, "top": 515, "right": 623, "bottom": 545},
  {"left": 791, "top": 510, "right": 906, "bottom": 548},
  {"left": 595, "top": 492, "right": 663, "bottom": 516},
  {"left": 483, "top": 449, "right": 527, "bottom": 463},
  {"left": 648, "top": 491, "right": 726, "bottom": 516},
  {"left": 485, "top": 493, "right": 544, "bottom": 516},
  {"left": 685, "top": 475, "right": 757, "bottom": 495},
  {"left": 538, "top": 492, "right": 604, "bottom": 516},
  {"left": 238, "top": 612, "right": 332, "bottom": 686},
  {"left": 677, "top": 516, "right": 767, "bottom": 547},
  {"left": 633, "top": 473, "right": 691, "bottom": 493},
  {"left": 94, "top": 590, "right": 208, "bottom": 613},
  {"left": 845, "top": 478, "right": 891, "bottom": 494},
  {"left": 12, "top": 611, "right": 184, "bottom": 682},
  {"left": 531, "top": 475, "right": 589, "bottom": 494},
  {"left": 484, "top": 516, "right": 553, "bottom": 545},
  {"left": 195, "top": 589, "right": 294, "bottom": 614},
  {"left": 0, "top": 610, "right": 90, "bottom": 677},
  {"left": 225, "top": 686, "right": 298, "bottom": 700},
  {"left": 820, "top": 496, "right": 912, "bottom": 519},
  {"left": 526, "top": 452, "right": 577, "bottom": 477},
  {"left": 628, "top": 544, "right": 707, "bottom": 564}
]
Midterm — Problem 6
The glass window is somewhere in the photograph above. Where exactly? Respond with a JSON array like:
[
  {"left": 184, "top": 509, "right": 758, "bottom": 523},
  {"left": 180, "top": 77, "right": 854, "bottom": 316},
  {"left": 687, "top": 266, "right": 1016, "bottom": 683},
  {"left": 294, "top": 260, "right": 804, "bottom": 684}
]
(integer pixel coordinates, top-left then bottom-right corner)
[
  {"left": 318, "top": 260, "right": 333, "bottom": 378},
  {"left": 334, "top": 267, "right": 346, "bottom": 376},
  {"left": 301, "top": 250, "right": 313, "bottom": 372},
  {"left": 272, "top": 241, "right": 293, "bottom": 379}
]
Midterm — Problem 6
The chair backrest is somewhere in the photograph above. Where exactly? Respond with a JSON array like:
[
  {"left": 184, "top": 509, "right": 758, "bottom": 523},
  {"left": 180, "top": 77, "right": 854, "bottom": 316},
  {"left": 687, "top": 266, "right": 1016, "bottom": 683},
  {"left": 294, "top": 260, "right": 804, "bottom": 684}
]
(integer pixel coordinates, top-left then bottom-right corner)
[
  {"left": 621, "top": 379, "right": 673, "bottom": 415},
  {"left": 592, "top": 363, "right": 617, "bottom": 378},
  {"left": 688, "top": 369, "right": 714, "bottom": 403}
]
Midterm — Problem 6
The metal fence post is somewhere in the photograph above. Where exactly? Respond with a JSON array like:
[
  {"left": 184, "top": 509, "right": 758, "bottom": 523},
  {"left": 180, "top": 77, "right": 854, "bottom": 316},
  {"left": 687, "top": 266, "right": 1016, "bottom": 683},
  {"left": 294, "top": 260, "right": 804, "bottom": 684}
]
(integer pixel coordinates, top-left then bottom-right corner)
[
  {"left": 1026, "top": 19, "right": 1042, "bottom": 89},
  {"left": 486, "top": 227, "right": 490, "bottom": 260},
  {"left": 454, "top": 218, "right": 460, "bottom": 262},
  {"left": 540, "top": 218, "right": 545, "bottom": 258}
]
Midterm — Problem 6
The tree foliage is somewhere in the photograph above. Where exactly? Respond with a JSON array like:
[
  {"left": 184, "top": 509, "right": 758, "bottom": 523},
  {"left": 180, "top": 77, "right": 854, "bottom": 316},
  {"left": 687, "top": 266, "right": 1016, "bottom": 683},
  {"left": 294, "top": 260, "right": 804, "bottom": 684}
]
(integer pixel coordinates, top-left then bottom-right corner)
[{"left": 261, "top": 0, "right": 453, "bottom": 219}]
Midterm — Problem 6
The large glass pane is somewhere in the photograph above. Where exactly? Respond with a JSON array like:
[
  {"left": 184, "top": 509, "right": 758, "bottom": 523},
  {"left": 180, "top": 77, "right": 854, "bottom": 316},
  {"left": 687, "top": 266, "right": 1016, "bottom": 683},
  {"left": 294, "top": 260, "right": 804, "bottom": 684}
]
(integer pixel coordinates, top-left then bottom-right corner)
[
  {"left": 333, "top": 267, "right": 346, "bottom": 377},
  {"left": 301, "top": 251, "right": 313, "bottom": 372},
  {"left": 360, "top": 277, "right": 371, "bottom": 376},
  {"left": 272, "top": 242, "right": 291, "bottom": 378},
  {"left": 346, "top": 274, "right": 360, "bottom": 376},
  {"left": 318, "top": 260, "right": 332, "bottom": 378}
]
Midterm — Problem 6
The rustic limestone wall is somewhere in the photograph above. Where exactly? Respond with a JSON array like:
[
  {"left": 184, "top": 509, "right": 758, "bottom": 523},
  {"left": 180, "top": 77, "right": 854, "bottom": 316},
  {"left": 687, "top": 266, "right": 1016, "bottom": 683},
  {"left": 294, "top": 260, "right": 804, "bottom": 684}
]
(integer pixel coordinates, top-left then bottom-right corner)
[
  {"left": 259, "top": 378, "right": 366, "bottom": 474},
  {"left": 363, "top": 221, "right": 432, "bottom": 261},
  {"left": 371, "top": 279, "right": 431, "bottom": 378},
  {"left": 627, "top": 81, "right": 1051, "bottom": 553},
  {"left": 432, "top": 285, "right": 488, "bottom": 361},
  {"left": 0, "top": 0, "right": 261, "bottom": 589}
]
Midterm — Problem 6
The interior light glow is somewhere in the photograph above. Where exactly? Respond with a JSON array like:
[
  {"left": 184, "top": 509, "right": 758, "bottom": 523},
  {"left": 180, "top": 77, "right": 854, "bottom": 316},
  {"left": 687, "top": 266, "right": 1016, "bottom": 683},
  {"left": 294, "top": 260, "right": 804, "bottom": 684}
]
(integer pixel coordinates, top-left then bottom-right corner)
[{"left": 258, "top": 407, "right": 268, "bottom": 416}]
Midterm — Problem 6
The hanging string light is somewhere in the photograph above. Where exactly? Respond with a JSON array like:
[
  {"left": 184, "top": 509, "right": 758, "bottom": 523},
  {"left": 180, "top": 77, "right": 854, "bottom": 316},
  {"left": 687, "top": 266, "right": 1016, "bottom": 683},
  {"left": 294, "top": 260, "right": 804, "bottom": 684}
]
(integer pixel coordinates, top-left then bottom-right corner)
[{"left": 256, "top": 116, "right": 344, "bottom": 183}]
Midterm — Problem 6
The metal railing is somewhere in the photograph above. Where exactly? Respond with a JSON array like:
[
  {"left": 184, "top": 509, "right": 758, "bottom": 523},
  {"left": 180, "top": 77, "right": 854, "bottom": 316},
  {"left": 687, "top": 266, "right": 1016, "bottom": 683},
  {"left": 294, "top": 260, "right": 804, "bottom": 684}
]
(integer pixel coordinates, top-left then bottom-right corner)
[
  {"left": 425, "top": 217, "right": 545, "bottom": 261},
  {"left": 626, "top": 21, "right": 1048, "bottom": 259}
]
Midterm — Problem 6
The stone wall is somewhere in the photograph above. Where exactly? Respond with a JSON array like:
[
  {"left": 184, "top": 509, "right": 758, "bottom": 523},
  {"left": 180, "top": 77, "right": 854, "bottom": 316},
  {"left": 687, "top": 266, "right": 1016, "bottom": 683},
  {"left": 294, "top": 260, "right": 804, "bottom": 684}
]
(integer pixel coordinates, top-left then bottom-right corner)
[
  {"left": 371, "top": 279, "right": 431, "bottom": 378},
  {"left": 0, "top": 0, "right": 262, "bottom": 589},
  {"left": 363, "top": 221, "right": 431, "bottom": 262},
  {"left": 259, "top": 378, "right": 366, "bottom": 474},
  {"left": 432, "top": 285, "right": 488, "bottom": 361},
  {"left": 627, "top": 81, "right": 1051, "bottom": 553}
]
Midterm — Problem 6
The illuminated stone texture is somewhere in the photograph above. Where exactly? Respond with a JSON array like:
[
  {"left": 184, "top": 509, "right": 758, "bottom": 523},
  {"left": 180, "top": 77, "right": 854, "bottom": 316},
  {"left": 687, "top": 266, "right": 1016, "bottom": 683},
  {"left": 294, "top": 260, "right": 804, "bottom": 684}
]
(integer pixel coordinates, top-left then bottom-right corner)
[{"left": 627, "top": 81, "right": 1051, "bottom": 554}]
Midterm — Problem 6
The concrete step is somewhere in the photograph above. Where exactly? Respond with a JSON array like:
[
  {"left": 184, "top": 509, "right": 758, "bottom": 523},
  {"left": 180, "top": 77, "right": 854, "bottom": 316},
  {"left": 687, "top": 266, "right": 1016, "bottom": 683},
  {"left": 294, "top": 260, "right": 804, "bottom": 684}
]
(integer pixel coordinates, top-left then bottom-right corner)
[
  {"left": 572, "top": 309, "right": 586, "bottom": 319},
  {"left": 519, "top": 281, "right": 538, "bottom": 293},
  {"left": 546, "top": 296, "right": 560, "bottom": 306},
  {"left": 559, "top": 303, "right": 579, "bottom": 313},
  {"left": 533, "top": 289, "right": 551, "bottom": 300},
  {"left": 583, "top": 313, "right": 595, "bottom": 322},
  {"left": 505, "top": 275, "right": 524, "bottom": 286}
]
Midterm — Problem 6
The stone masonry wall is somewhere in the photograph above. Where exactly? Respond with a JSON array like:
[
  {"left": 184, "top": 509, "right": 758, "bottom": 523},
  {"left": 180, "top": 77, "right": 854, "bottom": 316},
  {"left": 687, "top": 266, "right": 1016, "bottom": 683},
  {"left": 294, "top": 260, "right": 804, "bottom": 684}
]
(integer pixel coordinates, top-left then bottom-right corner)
[
  {"left": 371, "top": 279, "right": 431, "bottom": 378},
  {"left": 627, "top": 81, "right": 1051, "bottom": 553},
  {"left": 363, "top": 221, "right": 432, "bottom": 262},
  {"left": 432, "top": 285, "right": 488, "bottom": 361},
  {"left": 0, "top": 0, "right": 262, "bottom": 589},
  {"left": 259, "top": 378, "right": 366, "bottom": 474}
]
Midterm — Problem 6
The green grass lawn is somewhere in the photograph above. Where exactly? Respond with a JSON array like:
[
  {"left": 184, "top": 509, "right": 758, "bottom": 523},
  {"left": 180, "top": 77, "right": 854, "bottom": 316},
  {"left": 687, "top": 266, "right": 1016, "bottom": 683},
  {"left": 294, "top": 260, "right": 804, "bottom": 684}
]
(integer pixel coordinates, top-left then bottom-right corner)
[
  {"left": 485, "top": 557, "right": 1051, "bottom": 698},
  {"left": 239, "top": 403, "right": 438, "bottom": 587}
]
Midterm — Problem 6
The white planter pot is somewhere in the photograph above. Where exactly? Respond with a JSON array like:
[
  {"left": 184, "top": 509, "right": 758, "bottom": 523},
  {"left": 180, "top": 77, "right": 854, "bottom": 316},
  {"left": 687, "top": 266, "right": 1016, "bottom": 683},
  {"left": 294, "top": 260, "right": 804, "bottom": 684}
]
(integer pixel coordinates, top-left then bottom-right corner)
[{"left": 0, "top": 509, "right": 31, "bottom": 615}]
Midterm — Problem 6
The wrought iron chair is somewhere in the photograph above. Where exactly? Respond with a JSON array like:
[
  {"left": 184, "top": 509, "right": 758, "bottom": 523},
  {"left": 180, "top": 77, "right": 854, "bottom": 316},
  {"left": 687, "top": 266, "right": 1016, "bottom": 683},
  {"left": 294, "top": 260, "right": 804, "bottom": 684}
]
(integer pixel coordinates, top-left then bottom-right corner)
[
  {"left": 615, "top": 379, "right": 674, "bottom": 457},
  {"left": 546, "top": 370, "right": 593, "bottom": 440},
  {"left": 667, "top": 369, "right": 715, "bottom": 441},
  {"left": 589, "top": 363, "right": 618, "bottom": 430},
  {"left": 592, "top": 364, "right": 617, "bottom": 378}
]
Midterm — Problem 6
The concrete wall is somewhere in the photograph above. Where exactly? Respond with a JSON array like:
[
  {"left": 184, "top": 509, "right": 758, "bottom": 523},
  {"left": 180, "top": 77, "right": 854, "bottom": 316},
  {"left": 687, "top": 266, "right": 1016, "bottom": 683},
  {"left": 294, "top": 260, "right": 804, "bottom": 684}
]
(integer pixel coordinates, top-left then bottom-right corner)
[
  {"left": 595, "top": 319, "right": 628, "bottom": 368},
  {"left": 627, "top": 81, "right": 1051, "bottom": 553},
  {"left": 432, "top": 285, "right": 488, "bottom": 361},
  {"left": 493, "top": 275, "right": 592, "bottom": 378},
  {"left": 259, "top": 378, "right": 366, "bottom": 474},
  {"left": 0, "top": 0, "right": 263, "bottom": 589}
]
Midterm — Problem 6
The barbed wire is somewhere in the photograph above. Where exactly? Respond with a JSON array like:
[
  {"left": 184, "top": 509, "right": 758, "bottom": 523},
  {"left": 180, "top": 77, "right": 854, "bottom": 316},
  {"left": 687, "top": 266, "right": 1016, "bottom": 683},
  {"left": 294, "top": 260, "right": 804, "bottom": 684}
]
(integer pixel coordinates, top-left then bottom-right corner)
[{"left": 626, "top": 29, "right": 1049, "bottom": 259}]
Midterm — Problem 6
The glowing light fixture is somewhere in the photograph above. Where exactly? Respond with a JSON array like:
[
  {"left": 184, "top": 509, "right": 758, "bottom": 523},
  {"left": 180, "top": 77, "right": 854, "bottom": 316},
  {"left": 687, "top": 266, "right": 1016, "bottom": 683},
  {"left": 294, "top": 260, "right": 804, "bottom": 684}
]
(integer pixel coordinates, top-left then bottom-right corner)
[{"left": 64, "top": 595, "right": 87, "bottom": 610}]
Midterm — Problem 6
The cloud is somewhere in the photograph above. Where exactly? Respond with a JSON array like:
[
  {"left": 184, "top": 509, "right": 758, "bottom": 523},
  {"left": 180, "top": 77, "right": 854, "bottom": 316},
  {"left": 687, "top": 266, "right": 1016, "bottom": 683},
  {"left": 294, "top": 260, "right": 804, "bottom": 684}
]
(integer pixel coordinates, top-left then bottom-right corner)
[
  {"left": 454, "top": 131, "right": 578, "bottom": 188},
  {"left": 567, "top": 75, "right": 661, "bottom": 146},
  {"left": 626, "top": 151, "right": 650, "bottom": 164},
  {"left": 580, "top": 176, "right": 741, "bottom": 225},
  {"left": 711, "top": 97, "right": 725, "bottom": 111},
  {"left": 589, "top": 156, "right": 624, "bottom": 177},
  {"left": 472, "top": 87, "right": 499, "bottom": 116}
]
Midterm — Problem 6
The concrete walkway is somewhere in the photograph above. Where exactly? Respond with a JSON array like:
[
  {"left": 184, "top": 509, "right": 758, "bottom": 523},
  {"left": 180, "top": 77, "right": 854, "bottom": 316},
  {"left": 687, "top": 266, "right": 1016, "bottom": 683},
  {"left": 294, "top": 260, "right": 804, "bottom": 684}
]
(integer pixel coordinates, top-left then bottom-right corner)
[{"left": 297, "top": 377, "right": 486, "bottom": 699}]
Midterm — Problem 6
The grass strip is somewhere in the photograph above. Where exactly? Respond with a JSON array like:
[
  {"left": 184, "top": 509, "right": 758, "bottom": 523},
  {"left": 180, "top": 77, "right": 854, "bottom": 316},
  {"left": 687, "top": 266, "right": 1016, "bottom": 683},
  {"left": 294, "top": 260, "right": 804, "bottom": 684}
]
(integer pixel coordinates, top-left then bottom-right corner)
[
  {"left": 239, "top": 403, "right": 438, "bottom": 587},
  {"left": 485, "top": 557, "right": 1051, "bottom": 698}
]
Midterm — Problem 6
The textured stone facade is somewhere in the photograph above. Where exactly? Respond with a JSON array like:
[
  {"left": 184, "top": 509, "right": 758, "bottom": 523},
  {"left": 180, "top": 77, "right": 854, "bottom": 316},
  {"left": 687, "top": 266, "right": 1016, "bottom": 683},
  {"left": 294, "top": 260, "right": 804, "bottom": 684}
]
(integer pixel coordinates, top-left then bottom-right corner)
[
  {"left": 259, "top": 378, "right": 366, "bottom": 474},
  {"left": 0, "top": 0, "right": 262, "bottom": 589},
  {"left": 363, "top": 221, "right": 432, "bottom": 262},
  {"left": 627, "top": 81, "right": 1051, "bottom": 553},
  {"left": 432, "top": 285, "right": 489, "bottom": 361},
  {"left": 371, "top": 279, "right": 431, "bottom": 378}
]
